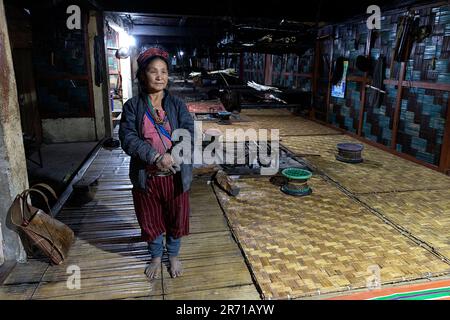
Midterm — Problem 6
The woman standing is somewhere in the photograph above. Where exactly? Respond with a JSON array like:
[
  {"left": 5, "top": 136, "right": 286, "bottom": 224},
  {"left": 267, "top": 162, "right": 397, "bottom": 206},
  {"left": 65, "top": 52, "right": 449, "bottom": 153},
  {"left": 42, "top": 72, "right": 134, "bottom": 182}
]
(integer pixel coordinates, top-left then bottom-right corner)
[{"left": 119, "top": 47, "right": 194, "bottom": 279}]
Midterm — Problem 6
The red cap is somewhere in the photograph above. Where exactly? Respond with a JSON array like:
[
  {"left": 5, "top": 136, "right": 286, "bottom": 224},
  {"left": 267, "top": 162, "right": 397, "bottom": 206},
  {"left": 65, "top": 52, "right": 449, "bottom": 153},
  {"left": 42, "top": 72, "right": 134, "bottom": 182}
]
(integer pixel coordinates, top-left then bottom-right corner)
[{"left": 137, "top": 47, "right": 169, "bottom": 68}]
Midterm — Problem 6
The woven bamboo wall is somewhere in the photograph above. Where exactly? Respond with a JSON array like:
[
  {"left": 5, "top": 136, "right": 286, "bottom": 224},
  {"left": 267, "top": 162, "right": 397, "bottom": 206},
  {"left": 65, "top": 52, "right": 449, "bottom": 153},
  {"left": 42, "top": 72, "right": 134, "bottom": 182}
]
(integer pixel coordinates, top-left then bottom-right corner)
[
  {"left": 362, "top": 84, "right": 397, "bottom": 146},
  {"left": 396, "top": 88, "right": 448, "bottom": 165},
  {"left": 271, "top": 52, "right": 314, "bottom": 89},
  {"left": 330, "top": 82, "right": 362, "bottom": 133},
  {"left": 242, "top": 52, "right": 265, "bottom": 84},
  {"left": 318, "top": 3, "right": 450, "bottom": 166}
]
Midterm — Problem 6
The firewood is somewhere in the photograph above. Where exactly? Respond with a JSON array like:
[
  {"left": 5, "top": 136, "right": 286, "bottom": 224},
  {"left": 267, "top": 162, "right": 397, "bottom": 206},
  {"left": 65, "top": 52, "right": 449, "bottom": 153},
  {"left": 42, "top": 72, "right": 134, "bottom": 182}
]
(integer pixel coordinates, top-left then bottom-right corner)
[{"left": 215, "top": 170, "right": 240, "bottom": 196}]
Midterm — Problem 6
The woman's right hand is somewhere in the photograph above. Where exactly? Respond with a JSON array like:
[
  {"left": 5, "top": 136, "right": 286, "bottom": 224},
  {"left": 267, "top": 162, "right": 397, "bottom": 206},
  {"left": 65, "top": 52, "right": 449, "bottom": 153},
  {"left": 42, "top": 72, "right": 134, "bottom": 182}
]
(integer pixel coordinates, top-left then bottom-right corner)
[{"left": 156, "top": 153, "right": 175, "bottom": 171}]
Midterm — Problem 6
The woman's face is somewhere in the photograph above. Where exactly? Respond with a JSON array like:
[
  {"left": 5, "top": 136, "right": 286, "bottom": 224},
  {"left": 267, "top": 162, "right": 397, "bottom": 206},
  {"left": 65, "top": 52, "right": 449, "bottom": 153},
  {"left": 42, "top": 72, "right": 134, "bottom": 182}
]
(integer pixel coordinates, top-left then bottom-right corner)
[{"left": 143, "top": 58, "right": 168, "bottom": 93}]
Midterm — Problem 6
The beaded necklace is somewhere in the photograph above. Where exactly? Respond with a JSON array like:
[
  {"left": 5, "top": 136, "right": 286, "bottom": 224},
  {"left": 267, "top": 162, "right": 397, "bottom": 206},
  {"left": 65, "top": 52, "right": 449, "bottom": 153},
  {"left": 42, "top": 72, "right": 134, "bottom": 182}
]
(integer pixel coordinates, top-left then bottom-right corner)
[{"left": 146, "top": 95, "right": 165, "bottom": 124}]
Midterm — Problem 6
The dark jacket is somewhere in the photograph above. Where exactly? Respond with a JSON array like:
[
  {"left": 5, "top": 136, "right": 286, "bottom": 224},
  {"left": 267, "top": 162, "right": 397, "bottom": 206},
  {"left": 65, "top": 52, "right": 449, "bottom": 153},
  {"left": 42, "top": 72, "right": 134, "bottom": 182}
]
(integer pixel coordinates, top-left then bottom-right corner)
[{"left": 119, "top": 90, "right": 194, "bottom": 193}]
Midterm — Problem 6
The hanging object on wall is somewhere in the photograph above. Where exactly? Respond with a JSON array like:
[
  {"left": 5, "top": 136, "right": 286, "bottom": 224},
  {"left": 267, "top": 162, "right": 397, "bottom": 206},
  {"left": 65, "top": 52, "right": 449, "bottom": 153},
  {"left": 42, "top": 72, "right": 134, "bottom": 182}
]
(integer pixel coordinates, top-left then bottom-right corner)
[
  {"left": 331, "top": 59, "right": 349, "bottom": 98},
  {"left": 115, "top": 47, "right": 130, "bottom": 59},
  {"left": 331, "top": 57, "right": 345, "bottom": 85},
  {"left": 356, "top": 55, "right": 372, "bottom": 73},
  {"left": 366, "top": 55, "right": 386, "bottom": 108},
  {"left": 393, "top": 11, "right": 420, "bottom": 62}
]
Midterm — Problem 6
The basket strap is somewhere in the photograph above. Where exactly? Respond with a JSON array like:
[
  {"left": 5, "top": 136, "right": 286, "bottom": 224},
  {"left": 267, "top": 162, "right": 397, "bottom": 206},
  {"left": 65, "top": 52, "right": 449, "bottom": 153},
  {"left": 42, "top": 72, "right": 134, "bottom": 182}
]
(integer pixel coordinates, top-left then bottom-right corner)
[
  {"left": 31, "top": 183, "right": 57, "bottom": 200},
  {"left": 21, "top": 188, "right": 52, "bottom": 219},
  {"left": 10, "top": 194, "right": 26, "bottom": 227}
]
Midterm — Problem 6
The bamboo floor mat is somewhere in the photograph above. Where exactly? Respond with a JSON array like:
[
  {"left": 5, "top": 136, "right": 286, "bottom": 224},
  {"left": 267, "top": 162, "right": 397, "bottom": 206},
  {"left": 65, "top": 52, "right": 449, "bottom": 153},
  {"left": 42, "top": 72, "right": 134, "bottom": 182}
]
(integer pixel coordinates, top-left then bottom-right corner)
[
  {"left": 214, "top": 175, "right": 450, "bottom": 299},
  {"left": 250, "top": 116, "right": 341, "bottom": 136},
  {"left": 240, "top": 108, "right": 293, "bottom": 117},
  {"left": 358, "top": 190, "right": 450, "bottom": 259},
  {"left": 280, "top": 135, "right": 450, "bottom": 194},
  {"left": 199, "top": 114, "right": 339, "bottom": 142}
]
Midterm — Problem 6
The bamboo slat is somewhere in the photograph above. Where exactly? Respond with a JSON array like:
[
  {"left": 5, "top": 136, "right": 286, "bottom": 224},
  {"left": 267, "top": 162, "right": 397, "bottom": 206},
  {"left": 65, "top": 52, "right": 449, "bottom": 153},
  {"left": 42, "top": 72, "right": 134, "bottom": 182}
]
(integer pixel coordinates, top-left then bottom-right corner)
[
  {"left": 2, "top": 260, "right": 49, "bottom": 285},
  {"left": 0, "top": 284, "right": 39, "bottom": 300},
  {"left": 165, "top": 285, "right": 260, "bottom": 300}
]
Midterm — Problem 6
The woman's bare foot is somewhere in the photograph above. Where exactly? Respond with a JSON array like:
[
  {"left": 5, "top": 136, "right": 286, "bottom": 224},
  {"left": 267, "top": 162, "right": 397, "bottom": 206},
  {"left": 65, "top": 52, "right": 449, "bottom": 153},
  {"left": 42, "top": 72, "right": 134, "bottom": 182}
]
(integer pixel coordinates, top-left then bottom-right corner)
[
  {"left": 168, "top": 256, "right": 183, "bottom": 278},
  {"left": 145, "top": 257, "right": 161, "bottom": 279}
]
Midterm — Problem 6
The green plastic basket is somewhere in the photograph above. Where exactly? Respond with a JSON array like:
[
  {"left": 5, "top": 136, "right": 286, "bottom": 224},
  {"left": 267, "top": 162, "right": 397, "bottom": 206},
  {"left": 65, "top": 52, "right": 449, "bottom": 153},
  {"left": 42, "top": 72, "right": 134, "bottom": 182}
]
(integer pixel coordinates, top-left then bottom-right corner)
[{"left": 281, "top": 168, "right": 312, "bottom": 180}]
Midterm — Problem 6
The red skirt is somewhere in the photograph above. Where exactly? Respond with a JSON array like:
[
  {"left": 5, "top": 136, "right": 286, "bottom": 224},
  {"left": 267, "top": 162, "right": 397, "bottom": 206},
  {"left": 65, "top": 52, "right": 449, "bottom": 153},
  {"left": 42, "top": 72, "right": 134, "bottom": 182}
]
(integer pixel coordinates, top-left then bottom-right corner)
[{"left": 132, "top": 173, "right": 190, "bottom": 242}]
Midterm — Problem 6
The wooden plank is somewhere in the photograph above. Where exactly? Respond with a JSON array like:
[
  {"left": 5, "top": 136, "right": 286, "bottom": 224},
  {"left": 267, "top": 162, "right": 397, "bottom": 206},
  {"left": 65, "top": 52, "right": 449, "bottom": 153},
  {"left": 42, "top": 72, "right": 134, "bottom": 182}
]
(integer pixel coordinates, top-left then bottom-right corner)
[
  {"left": 3, "top": 260, "right": 49, "bottom": 285},
  {"left": 0, "top": 283, "right": 39, "bottom": 300},
  {"left": 162, "top": 260, "right": 254, "bottom": 296},
  {"left": 32, "top": 277, "right": 161, "bottom": 300},
  {"left": 165, "top": 285, "right": 260, "bottom": 300}
]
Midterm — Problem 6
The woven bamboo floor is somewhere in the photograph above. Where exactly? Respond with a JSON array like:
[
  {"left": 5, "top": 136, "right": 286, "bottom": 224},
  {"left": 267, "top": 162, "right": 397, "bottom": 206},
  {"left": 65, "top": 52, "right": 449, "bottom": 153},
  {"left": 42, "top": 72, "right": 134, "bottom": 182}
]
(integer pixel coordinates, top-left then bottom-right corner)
[
  {"left": 280, "top": 134, "right": 450, "bottom": 194},
  {"left": 214, "top": 175, "right": 450, "bottom": 299},
  {"left": 240, "top": 108, "right": 293, "bottom": 117},
  {"left": 200, "top": 115, "right": 339, "bottom": 142},
  {"left": 0, "top": 140, "right": 259, "bottom": 300},
  {"left": 358, "top": 190, "right": 450, "bottom": 259},
  {"left": 249, "top": 115, "right": 341, "bottom": 136}
]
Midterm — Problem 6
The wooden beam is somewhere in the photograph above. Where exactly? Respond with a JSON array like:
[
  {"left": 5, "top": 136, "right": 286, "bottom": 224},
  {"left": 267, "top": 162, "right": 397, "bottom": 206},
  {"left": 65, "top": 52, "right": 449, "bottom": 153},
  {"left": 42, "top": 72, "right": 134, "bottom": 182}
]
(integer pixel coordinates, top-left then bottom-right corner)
[
  {"left": 347, "top": 75, "right": 367, "bottom": 83},
  {"left": 130, "top": 25, "right": 212, "bottom": 37},
  {"left": 384, "top": 79, "right": 450, "bottom": 92},
  {"left": 391, "top": 62, "right": 407, "bottom": 150}
]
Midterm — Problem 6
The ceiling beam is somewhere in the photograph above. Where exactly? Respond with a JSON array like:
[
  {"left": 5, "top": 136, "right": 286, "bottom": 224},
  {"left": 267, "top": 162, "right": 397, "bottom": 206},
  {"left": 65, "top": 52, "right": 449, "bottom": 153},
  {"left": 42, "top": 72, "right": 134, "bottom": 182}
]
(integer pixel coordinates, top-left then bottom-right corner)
[{"left": 130, "top": 25, "right": 215, "bottom": 37}]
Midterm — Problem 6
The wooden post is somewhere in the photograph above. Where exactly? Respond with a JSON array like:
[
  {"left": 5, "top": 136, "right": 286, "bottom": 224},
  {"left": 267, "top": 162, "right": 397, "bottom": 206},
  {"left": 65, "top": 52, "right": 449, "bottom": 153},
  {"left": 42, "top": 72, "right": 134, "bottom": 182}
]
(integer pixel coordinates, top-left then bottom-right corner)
[
  {"left": 264, "top": 54, "right": 273, "bottom": 86},
  {"left": 239, "top": 53, "right": 244, "bottom": 81},
  {"left": 325, "top": 39, "right": 333, "bottom": 123},
  {"left": 0, "top": 0, "right": 28, "bottom": 263},
  {"left": 439, "top": 96, "right": 450, "bottom": 174},
  {"left": 311, "top": 40, "right": 321, "bottom": 120},
  {"left": 391, "top": 61, "right": 407, "bottom": 149},
  {"left": 357, "top": 30, "right": 373, "bottom": 136}
]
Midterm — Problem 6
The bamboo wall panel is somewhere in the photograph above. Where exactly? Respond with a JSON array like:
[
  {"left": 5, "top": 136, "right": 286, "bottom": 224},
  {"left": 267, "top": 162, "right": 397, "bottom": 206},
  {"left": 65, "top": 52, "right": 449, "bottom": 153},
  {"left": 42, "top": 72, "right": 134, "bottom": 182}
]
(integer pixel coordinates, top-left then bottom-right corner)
[
  {"left": 362, "top": 84, "right": 397, "bottom": 146},
  {"left": 243, "top": 52, "right": 265, "bottom": 84},
  {"left": 396, "top": 88, "right": 448, "bottom": 165},
  {"left": 330, "top": 82, "right": 362, "bottom": 133}
]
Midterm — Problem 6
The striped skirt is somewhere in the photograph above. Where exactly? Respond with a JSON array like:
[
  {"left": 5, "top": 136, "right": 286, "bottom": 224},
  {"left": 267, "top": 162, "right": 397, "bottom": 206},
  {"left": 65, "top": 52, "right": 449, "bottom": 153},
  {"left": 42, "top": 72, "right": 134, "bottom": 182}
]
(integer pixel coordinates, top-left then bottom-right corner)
[{"left": 132, "top": 173, "right": 190, "bottom": 242}]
